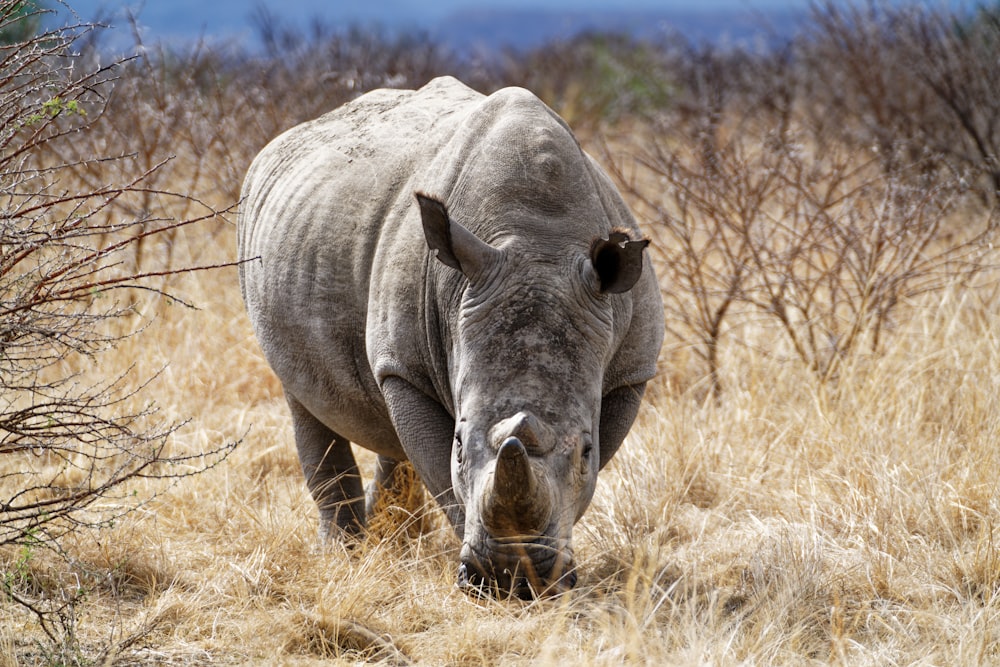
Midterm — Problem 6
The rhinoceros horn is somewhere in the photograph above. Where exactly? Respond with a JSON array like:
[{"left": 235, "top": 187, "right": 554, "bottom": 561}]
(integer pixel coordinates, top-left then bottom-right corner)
[{"left": 481, "top": 436, "right": 553, "bottom": 537}]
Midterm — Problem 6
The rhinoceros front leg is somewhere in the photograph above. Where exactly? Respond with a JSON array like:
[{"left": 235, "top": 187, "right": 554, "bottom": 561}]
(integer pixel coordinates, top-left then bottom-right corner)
[
  {"left": 380, "top": 376, "right": 465, "bottom": 537},
  {"left": 286, "top": 393, "right": 366, "bottom": 540},
  {"left": 598, "top": 382, "right": 648, "bottom": 471}
]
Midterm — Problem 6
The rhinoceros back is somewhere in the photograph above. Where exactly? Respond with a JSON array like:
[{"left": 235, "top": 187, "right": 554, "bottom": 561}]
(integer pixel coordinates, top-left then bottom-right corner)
[{"left": 238, "top": 77, "right": 485, "bottom": 455}]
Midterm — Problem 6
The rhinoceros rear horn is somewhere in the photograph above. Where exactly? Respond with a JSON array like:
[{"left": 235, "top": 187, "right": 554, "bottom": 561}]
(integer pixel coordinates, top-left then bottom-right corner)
[
  {"left": 416, "top": 192, "right": 499, "bottom": 280},
  {"left": 591, "top": 231, "right": 649, "bottom": 294}
]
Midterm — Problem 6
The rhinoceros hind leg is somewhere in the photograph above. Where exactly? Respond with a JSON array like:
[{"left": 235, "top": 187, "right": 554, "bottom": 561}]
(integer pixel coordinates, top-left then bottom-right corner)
[
  {"left": 365, "top": 455, "right": 404, "bottom": 517},
  {"left": 286, "top": 393, "right": 365, "bottom": 541}
]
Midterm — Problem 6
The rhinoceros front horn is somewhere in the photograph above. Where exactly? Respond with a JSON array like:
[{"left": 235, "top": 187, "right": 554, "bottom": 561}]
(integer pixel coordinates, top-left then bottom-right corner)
[{"left": 481, "top": 437, "right": 552, "bottom": 537}]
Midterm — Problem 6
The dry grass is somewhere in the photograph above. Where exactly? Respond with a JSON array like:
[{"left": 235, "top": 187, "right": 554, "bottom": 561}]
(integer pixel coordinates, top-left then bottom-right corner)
[
  {"left": 3, "top": 174, "right": 999, "bottom": 665},
  {"left": 2, "top": 25, "right": 1000, "bottom": 659}
]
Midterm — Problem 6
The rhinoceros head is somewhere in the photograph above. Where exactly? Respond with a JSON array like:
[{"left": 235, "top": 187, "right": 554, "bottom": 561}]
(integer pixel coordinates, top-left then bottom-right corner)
[{"left": 417, "top": 192, "right": 647, "bottom": 598}]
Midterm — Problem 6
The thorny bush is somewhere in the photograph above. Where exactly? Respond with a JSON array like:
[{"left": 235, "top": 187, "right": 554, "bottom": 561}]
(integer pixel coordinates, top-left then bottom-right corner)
[
  {"left": 605, "top": 21, "right": 998, "bottom": 397},
  {"left": 0, "top": 0, "right": 237, "bottom": 654}
]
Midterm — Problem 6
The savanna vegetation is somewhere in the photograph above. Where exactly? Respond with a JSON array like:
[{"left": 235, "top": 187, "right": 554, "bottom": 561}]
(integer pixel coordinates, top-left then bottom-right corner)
[{"left": 2, "top": 0, "right": 999, "bottom": 664}]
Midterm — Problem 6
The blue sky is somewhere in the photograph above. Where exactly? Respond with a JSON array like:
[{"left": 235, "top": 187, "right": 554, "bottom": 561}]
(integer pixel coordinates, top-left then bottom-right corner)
[
  {"left": 63, "top": 0, "right": 805, "bottom": 24},
  {"left": 58, "top": 0, "right": 814, "bottom": 50}
]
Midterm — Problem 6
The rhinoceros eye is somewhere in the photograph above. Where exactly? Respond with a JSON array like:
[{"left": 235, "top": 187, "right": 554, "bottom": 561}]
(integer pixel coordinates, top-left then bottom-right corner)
[
  {"left": 454, "top": 433, "right": 464, "bottom": 465},
  {"left": 581, "top": 436, "right": 594, "bottom": 472}
]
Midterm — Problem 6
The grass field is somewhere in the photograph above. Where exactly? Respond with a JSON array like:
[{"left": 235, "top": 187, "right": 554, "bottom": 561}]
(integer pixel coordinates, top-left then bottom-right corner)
[
  {"left": 3, "top": 161, "right": 999, "bottom": 664},
  {"left": 3, "top": 5, "right": 1000, "bottom": 662}
]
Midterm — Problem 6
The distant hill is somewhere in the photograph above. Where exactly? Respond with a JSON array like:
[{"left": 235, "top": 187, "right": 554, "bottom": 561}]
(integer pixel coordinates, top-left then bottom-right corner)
[
  {"left": 60, "top": 2, "right": 807, "bottom": 53},
  {"left": 437, "top": 8, "right": 805, "bottom": 52}
]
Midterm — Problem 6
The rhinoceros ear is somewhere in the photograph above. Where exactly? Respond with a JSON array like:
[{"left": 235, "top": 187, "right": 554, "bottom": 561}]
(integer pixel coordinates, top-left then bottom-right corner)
[
  {"left": 590, "top": 232, "right": 649, "bottom": 294},
  {"left": 417, "top": 192, "right": 499, "bottom": 279}
]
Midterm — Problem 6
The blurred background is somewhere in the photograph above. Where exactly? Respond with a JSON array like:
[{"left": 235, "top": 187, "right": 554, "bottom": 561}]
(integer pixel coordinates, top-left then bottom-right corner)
[{"left": 62, "top": 0, "right": 808, "bottom": 52}]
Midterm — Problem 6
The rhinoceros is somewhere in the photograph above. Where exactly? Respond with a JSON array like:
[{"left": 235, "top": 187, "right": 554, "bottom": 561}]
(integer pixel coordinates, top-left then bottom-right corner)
[{"left": 237, "top": 76, "right": 664, "bottom": 598}]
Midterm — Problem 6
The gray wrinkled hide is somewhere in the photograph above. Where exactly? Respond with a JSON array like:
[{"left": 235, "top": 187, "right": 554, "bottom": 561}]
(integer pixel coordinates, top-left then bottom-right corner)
[{"left": 238, "top": 76, "right": 664, "bottom": 595}]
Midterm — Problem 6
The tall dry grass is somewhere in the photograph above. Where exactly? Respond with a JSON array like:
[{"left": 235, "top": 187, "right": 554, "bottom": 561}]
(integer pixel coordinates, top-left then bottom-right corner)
[
  {"left": 3, "top": 134, "right": 1000, "bottom": 665},
  {"left": 3, "top": 5, "right": 1000, "bottom": 664}
]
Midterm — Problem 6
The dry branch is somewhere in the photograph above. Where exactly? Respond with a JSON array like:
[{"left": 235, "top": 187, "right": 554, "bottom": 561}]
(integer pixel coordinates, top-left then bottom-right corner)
[{"left": 0, "top": 2, "right": 240, "bottom": 653}]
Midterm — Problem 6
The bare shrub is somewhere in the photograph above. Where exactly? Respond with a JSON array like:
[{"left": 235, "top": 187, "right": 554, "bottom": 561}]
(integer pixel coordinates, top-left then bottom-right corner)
[
  {"left": 603, "top": 43, "right": 786, "bottom": 398},
  {"left": 38, "top": 6, "right": 468, "bottom": 278},
  {"left": 608, "top": 40, "right": 997, "bottom": 396},
  {"left": 39, "top": 20, "right": 250, "bottom": 272},
  {"left": 250, "top": 7, "right": 459, "bottom": 125},
  {"left": 803, "top": 1, "right": 1000, "bottom": 204},
  {"left": 497, "top": 32, "right": 675, "bottom": 130},
  {"left": 0, "top": 1, "right": 237, "bottom": 655}
]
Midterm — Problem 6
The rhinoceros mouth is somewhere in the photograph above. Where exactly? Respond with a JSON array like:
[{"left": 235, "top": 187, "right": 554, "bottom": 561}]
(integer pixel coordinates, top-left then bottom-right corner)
[{"left": 457, "top": 537, "right": 576, "bottom": 599}]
